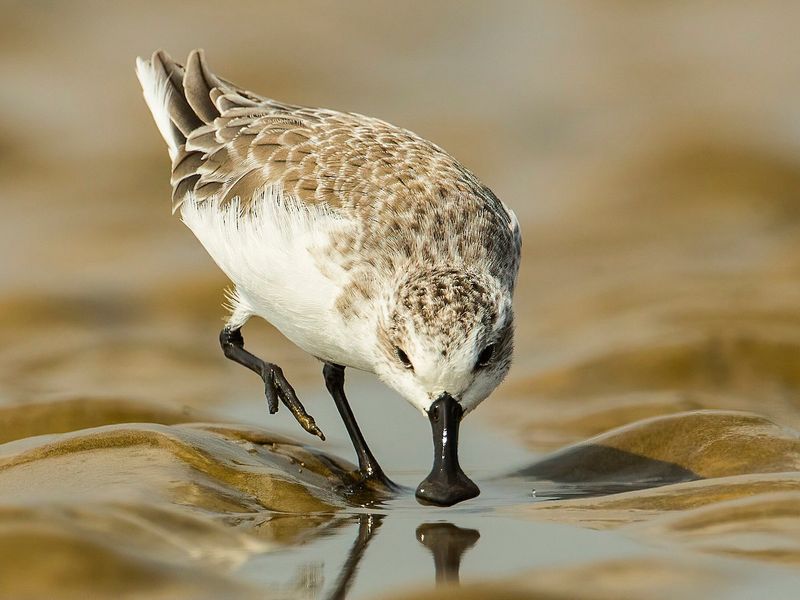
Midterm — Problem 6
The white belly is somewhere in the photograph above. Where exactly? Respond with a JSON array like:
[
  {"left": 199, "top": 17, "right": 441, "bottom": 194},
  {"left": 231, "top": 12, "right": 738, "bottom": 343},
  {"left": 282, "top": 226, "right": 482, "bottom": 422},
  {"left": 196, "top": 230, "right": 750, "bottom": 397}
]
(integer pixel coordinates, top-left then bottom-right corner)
[{"left": 179, "top": 190, "right": 375, "bottom": 371}]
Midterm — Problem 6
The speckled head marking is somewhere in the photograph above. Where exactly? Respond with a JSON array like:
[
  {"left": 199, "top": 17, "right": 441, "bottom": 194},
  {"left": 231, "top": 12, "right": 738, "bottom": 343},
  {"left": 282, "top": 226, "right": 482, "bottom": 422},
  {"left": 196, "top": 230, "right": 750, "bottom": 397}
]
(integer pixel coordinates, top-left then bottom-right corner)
[
  {"left": 373, "top": 266, "right": 514, "bottom": 415},
  {"left": 393, "top": 268, "right": 497, "bottom": 352}
]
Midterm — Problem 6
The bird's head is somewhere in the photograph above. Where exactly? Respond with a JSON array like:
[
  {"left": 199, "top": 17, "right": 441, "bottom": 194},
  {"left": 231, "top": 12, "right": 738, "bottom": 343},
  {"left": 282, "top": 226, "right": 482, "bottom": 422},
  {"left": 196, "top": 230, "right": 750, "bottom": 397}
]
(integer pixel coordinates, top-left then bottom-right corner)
[{"left": 373, "top": 267, "right": 514, "bottom": 506}]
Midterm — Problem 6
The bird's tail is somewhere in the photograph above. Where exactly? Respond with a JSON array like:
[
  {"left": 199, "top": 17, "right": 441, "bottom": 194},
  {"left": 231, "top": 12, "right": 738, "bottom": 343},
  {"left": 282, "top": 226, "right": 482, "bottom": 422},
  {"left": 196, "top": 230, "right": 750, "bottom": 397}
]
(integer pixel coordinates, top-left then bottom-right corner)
[{"left": 134, "top": 49, "right": 222, "bottom": 161}]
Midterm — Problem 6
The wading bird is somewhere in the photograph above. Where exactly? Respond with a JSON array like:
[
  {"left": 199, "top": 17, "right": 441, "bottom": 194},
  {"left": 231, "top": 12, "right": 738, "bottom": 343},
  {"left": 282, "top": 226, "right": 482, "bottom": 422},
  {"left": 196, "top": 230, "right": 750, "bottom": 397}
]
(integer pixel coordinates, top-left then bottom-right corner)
[{"left": 136, "top": 49, "right": 521, "bottom": 506}]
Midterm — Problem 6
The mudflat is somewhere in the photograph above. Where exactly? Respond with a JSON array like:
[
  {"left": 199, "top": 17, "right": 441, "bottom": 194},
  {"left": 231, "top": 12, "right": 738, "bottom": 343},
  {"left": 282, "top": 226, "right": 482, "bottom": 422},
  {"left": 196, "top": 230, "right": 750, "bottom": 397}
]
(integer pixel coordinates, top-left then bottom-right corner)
[{"left": 2, "top": 2, "right": 800, "bottom": 598}]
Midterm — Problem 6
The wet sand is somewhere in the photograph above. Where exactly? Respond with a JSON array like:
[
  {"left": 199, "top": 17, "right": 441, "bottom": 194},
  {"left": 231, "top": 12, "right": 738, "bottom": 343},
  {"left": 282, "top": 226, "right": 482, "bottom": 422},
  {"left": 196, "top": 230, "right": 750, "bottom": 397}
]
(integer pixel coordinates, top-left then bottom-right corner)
[{"left": 2, "top": 1, "right": 800, "bottom": 598}]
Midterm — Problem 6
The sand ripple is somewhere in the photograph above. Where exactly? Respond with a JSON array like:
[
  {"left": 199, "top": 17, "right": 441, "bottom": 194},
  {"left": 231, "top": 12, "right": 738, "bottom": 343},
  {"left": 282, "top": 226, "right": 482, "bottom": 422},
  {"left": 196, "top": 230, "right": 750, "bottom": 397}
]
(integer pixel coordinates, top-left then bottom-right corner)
[{"left": 0, "top": 412, "right": 359, "bottom": 598}]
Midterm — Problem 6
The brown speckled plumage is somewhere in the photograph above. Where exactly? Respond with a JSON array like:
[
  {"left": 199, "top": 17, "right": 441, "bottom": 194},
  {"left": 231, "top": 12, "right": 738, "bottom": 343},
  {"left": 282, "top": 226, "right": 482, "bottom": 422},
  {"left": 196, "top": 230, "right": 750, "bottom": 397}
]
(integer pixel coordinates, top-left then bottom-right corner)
[
  {"left": 144, "top": 49, "right": 520, "bottom": 319},
  {"left": 151, "top": 50, "right": 503, "bottom": 218},
  {"left": 137, "top": 49, "right": 521, "bottom": 415}
]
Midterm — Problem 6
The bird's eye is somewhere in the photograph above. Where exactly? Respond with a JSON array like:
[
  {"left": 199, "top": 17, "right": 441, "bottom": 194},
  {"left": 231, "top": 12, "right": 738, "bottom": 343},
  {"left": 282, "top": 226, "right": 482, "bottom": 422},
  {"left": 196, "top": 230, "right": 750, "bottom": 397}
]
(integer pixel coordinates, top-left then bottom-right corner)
[
  {"left": 476, "top": 344, "right": 496, "bottom": 369},
  {"left": 395, "top": 346, "right": 414, "bottom": 370}
]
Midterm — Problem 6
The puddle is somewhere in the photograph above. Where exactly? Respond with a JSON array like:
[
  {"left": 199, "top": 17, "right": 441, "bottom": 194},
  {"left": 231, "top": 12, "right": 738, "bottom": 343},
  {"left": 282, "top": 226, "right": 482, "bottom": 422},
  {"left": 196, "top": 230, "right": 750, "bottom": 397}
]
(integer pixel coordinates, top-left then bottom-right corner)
[{"left": 239, "top": 512, "right": 645, "bottom": 599}]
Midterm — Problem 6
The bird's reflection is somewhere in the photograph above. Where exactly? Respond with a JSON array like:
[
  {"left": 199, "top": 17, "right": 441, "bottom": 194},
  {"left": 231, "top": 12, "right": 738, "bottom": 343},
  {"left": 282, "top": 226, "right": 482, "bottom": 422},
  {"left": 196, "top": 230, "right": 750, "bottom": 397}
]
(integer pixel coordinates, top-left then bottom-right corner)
[
  {"left": 326, "top": 514, "right": 385, "bottom": 600},
  {"left": 415, "top": 522, "right": 480, "bottom": 584},
  {"left": 325, "top": 515, "right": 480, "bottom": 599}
]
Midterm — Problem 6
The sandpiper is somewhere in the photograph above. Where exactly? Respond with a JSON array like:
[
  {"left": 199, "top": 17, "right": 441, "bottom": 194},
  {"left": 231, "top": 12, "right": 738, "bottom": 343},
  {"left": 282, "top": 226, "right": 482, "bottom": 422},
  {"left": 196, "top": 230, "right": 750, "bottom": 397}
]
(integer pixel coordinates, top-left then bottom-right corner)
[{"left": 135, "top": 49, "right": 521, "bottom": 506}]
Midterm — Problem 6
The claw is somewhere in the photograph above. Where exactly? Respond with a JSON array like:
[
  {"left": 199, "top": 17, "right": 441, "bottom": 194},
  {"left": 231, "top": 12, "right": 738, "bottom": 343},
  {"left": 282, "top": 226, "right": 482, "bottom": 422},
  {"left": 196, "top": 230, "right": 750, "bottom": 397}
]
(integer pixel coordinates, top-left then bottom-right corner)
[
  {"left": 220, "top": 326, "right": 324, "bottom": 440},
  {"left": 270, "top": 365, "right": 326, "bottom": 441},
  {"left": 284, "top": 402, "right": 325, "bottom": 440},
  {"left": 298, "top": 414, "right": 326, "bottom": 441}
]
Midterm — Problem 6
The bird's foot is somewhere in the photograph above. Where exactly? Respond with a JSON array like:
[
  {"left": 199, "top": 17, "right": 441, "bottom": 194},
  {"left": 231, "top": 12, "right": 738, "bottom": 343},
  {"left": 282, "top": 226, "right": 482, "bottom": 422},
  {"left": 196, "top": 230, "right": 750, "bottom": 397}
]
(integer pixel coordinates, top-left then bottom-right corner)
[
  {"left": 262, "top": 363, "right": 325, "bottom": 441},
  {"left": 219, "top": 326, "right": 324, "bottom": 440},
  {"left": 336, "top": 466, "right": 403, "bottom": 502}
]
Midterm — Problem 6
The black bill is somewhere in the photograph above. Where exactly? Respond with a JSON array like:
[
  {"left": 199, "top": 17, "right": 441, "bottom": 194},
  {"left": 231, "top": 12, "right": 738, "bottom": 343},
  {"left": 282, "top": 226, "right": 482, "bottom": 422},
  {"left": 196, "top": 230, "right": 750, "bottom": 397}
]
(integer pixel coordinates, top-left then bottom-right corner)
[{"left": 415, "top": 393, "right": 480, "bottom": 506}]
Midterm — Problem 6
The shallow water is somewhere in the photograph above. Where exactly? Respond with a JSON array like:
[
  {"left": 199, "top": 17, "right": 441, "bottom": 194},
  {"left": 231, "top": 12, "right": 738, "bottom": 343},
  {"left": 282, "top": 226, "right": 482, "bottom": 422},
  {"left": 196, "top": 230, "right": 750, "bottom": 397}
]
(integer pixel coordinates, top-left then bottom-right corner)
[
  {"left": 2, "top": 391, "right": 800, "bottom": 598},
  {"left": 3, "top": 1, "right": 800, "bottom": 598}
]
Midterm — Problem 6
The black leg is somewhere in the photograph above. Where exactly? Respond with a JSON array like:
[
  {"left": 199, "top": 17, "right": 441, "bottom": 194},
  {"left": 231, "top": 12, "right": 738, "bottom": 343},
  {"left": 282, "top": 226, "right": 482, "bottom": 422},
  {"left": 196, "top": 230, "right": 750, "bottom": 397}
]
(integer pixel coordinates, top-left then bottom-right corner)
[
  {"left": 323, "top": 363, "right": 395, "bottom": 488},
  {"left": 220, "top": 326, "right": 324, "bottom": 440}
]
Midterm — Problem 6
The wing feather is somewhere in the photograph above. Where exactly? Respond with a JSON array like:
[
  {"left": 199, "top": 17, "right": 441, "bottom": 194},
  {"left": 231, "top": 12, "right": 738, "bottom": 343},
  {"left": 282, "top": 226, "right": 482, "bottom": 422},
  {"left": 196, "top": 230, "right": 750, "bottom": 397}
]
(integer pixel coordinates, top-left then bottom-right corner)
[{"left": 135, "top": 48, "right": 517, "bottom": 260}]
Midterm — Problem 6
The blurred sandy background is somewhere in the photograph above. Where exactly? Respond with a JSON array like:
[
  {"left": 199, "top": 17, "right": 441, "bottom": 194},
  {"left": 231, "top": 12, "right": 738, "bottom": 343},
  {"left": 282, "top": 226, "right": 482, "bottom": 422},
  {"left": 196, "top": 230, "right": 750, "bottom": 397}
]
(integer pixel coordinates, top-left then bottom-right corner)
[
  {"left": 2, "top": 2, "right": 800, "bottom": 598},
  {"left": 2, "top": 1, "right": 800, "bottom": 427}
]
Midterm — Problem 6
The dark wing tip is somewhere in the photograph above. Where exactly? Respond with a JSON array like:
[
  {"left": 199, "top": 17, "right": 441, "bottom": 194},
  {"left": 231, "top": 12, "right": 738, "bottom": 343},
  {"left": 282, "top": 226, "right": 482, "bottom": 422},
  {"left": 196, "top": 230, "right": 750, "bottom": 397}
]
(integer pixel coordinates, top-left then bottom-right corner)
[
  {"left": 147, "top": 48, "right": 204, "bottom": 138},
  {"left": 185, "top": 48, "right": 223, "bottom": 124}
]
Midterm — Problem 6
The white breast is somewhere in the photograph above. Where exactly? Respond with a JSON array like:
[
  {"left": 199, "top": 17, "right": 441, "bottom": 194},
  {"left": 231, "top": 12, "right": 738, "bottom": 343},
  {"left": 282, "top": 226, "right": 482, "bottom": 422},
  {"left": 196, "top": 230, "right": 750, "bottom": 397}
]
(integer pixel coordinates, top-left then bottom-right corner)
[{"left": 179, "top": 188, "right": 376, "bottom": 371}]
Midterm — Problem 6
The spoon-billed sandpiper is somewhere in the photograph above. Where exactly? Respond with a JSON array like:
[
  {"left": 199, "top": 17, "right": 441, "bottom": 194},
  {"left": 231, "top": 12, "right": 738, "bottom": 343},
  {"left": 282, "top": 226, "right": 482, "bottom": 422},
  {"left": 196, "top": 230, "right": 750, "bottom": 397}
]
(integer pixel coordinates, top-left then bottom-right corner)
[{"left": 136, "top": 49, "right": 521, "bottom": 506}]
